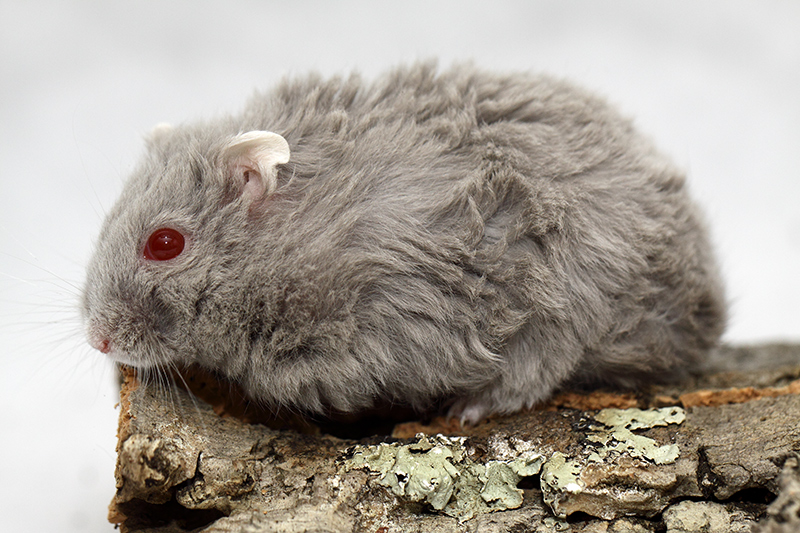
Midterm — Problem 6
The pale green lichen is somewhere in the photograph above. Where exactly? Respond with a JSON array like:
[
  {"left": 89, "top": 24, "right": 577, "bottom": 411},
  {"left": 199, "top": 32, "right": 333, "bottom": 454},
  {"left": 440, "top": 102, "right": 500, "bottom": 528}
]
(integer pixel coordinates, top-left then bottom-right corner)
[
  {"left": 383, "top": 443, "right": 459, "bottom": 510},
  {"left": 542, "top": 516, "right": 571, "bottom": 531},
  {"left": 347, "top": 434, "right": 544, "bottom": 521},
  {"left": 540, "top": 451, "right": 585, "bottom": 513},
  {"left": 593, "top": 406, "right": 685, "bottom": 430},
  {"left": 589, "top": 406, "right": 685, "bottom": 465},
  {"left": 541, "top": 406, "right": 687, "bottom": 518},
  {"left": 481, "top": 461, "right": 524, "bottom": 508},
  {"left": 347, "top": 407, "right": 686, "bottom": 522},
  {"left": 509, "top": 453, "right": 547, "bottom": 477}
]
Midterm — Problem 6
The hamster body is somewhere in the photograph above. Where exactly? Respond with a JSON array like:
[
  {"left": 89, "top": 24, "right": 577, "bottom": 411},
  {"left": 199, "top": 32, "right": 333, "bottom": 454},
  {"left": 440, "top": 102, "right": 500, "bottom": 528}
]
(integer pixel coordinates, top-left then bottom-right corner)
[{"left": 83, "top": 64, "right": 725, "bottom": 423}]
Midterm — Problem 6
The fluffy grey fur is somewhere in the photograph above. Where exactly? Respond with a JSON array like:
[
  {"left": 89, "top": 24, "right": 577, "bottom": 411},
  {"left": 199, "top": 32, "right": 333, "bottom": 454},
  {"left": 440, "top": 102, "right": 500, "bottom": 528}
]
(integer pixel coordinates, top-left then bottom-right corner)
[{"left": 83, "top": 63, "right": 725, "bottom": 423}]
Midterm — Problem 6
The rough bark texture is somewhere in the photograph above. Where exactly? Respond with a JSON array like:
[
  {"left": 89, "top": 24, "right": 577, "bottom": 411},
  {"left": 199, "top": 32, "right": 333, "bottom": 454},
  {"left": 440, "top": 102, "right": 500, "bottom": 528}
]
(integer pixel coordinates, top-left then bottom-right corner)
[{"left": 109, "top": 344, "right": 800, "bottom": 532}]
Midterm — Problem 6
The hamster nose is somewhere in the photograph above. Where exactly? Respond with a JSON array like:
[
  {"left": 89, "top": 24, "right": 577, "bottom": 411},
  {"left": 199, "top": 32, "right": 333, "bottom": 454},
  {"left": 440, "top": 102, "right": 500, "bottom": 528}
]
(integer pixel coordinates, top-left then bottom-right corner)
[{"left": 91, "top": 338, "right": 112, "bottom": 354}]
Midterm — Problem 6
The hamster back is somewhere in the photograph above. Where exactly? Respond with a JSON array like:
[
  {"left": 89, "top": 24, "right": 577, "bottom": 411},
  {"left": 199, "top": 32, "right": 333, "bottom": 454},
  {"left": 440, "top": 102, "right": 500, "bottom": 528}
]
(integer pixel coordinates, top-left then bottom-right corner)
[{"left": 82, "top": 64, "right": 725, "bottom": 424}]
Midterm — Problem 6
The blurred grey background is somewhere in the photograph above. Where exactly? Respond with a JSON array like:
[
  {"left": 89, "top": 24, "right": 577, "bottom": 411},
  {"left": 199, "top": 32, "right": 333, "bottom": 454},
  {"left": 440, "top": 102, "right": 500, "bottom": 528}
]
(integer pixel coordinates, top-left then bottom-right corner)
[{"left": 1, "top": 1, "right": 798, "bottom": 530}]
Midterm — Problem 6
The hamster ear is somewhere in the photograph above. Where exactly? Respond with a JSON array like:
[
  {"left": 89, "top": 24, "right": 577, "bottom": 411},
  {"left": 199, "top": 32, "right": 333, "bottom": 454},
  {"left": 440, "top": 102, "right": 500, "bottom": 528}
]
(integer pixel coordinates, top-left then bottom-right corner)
[
  {"left": 147, "top": 122, "right": 174, "bottom": 144},
  {"left": 224, "top": 131, "right": 291, "bottom": 201}
]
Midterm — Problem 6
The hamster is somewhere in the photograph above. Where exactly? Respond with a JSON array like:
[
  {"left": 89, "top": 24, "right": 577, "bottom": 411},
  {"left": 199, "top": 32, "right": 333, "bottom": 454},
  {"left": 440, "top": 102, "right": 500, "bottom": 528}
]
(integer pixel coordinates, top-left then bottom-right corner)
[{"left": 82, "top": 63, "right": 725, "bottom": 424}]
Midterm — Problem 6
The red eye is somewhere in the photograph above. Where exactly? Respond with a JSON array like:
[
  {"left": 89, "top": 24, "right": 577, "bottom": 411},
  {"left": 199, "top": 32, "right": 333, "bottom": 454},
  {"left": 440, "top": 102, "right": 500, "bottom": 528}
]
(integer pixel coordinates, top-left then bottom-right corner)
[{"left": 144, "top": 228, "right": 185, "bottom": 261}]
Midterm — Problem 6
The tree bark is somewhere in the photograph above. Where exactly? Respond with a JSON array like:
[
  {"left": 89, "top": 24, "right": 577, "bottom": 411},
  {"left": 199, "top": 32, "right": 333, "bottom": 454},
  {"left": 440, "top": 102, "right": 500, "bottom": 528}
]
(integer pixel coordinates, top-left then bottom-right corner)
[{"left": 109, "top": 344, "right": 800, "bottom": 532}]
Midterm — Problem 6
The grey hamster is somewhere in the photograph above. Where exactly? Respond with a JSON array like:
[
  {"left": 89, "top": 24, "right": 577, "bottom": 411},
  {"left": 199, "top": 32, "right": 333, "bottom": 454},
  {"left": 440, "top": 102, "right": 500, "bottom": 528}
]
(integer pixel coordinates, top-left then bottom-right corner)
[{"left": 82, "top": 63, "right": 725, "bottom": 424}]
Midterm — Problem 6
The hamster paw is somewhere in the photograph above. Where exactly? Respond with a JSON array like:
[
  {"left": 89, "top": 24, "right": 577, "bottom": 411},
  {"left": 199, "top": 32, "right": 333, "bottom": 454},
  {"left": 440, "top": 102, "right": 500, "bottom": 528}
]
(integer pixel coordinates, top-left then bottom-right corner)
[{"left": 447, "top": 398, "right": 493, "bottom": 427}]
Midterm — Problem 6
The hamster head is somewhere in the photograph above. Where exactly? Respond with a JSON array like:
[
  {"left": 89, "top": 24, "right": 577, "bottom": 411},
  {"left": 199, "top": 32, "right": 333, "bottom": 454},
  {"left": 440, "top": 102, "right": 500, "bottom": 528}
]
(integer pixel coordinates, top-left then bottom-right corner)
[{"left": 82, "top": 125, "right": 290, "bottom": 373}]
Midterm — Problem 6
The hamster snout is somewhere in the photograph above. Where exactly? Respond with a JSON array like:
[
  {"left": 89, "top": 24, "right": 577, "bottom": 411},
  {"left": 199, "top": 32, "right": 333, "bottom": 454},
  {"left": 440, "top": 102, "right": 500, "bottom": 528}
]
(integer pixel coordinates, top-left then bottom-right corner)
[{"left": 82, "top": 64, "right": 725, "bottom": 424}]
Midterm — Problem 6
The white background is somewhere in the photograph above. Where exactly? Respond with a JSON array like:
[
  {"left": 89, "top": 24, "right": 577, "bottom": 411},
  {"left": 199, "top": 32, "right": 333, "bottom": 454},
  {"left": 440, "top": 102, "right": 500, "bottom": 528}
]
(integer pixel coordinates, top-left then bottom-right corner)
[{"left": 1, "top": 1, "right": 798, "bottom": 530}]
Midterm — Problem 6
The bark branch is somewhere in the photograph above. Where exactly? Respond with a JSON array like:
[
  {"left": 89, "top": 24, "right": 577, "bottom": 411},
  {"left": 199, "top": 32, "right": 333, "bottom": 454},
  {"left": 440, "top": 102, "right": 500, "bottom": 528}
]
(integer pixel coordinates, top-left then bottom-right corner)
[{"left": 109, "top": 344, "right": 800, "bottom": 532}]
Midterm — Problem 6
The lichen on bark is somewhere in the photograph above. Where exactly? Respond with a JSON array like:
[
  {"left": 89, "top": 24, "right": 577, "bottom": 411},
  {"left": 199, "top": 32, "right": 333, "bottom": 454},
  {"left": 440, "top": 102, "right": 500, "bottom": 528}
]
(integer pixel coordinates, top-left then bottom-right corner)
[{"left": 108, "top": 344, "right": 800, "bottom": 532}]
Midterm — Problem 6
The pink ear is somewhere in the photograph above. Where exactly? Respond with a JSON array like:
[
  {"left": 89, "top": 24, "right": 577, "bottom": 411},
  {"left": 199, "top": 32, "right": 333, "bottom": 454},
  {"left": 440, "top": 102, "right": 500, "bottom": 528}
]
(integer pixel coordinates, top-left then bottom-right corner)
[
  {"left": 224, "top": 131, "right": 291, "bottom": 200},
  {"left": 145, "top": 122, "right": 174, "bottom": 148}
]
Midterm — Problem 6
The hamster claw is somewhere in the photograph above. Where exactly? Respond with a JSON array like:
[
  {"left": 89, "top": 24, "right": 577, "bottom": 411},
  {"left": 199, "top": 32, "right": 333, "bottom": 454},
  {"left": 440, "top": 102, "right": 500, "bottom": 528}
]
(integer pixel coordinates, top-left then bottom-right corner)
[{"left": 447, "top": 398, "right": 491, "bottom": 428}]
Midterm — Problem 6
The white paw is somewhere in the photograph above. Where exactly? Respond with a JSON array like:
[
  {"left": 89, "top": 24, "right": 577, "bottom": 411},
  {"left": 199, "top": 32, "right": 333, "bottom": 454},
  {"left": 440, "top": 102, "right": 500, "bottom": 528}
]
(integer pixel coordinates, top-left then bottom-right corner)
[{"left": 447, "top": 398, "right": 492, "bottom": 427}]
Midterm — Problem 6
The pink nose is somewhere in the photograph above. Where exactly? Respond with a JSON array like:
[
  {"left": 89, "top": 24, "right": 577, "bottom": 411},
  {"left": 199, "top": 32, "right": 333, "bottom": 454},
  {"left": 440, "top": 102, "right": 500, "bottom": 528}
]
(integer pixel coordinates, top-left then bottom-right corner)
[{"left": 92, "top": 338, "right": 111, "bottom": 354}]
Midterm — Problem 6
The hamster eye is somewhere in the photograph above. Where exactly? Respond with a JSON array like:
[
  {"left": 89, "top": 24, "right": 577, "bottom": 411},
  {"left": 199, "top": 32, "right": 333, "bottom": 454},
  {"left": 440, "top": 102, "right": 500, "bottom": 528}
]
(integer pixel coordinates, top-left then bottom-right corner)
[{"left": 144, "top": 228, "right": 185, "bottom": 261}]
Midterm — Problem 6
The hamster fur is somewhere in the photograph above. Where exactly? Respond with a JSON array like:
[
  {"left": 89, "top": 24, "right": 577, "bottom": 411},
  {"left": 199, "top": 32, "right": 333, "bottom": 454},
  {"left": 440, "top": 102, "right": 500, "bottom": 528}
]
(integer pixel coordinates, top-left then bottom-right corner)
[{"left": 82, "top": 63, "right": 725, "bottom": 424}]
